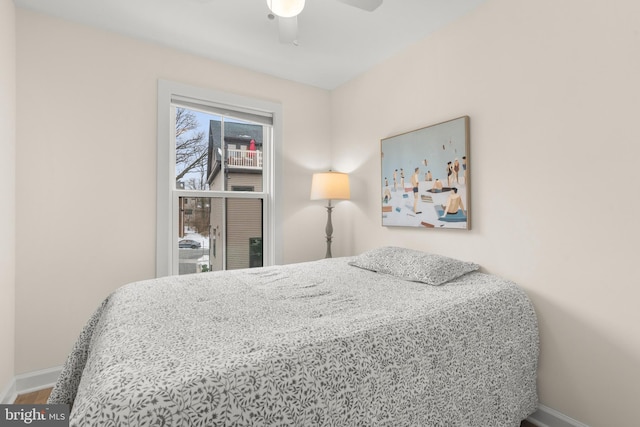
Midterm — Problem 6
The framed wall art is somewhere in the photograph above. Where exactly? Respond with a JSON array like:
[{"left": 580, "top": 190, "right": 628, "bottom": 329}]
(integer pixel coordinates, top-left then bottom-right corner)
[{"left": 381, "top": 116, "right": 470, "bottom": 229}]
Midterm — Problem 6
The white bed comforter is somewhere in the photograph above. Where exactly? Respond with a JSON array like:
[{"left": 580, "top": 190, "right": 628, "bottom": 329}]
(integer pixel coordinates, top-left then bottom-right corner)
[{"left": 49, "top": 257, "right": 538, "bottom": 426}]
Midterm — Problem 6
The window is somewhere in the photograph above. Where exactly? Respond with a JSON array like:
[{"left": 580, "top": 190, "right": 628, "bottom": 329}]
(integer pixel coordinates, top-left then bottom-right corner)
[{"left": 157, "top": 80, "right": 283, "bottom": 277}]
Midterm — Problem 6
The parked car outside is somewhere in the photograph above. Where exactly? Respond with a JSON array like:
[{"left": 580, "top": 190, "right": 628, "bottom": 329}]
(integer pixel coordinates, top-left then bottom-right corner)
[{"left": 179, "top": 239, "right": 201, "bottom": 249}]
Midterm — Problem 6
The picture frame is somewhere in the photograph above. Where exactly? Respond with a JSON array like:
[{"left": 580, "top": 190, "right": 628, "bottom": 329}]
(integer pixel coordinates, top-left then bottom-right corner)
[{"left": 381, "top": 116, "right": 470, "bottom": 229}]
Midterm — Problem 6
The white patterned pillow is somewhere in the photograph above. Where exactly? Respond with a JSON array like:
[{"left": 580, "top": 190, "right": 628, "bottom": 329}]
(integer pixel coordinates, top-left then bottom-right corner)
[{"left": 349, "top": 246, "right": 479, "bottom": 286}]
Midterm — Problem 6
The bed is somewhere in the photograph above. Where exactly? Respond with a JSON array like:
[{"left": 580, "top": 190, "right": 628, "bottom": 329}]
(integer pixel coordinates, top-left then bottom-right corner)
[{"left": 49, "top": 247, "right": 538, "bottom": 426}]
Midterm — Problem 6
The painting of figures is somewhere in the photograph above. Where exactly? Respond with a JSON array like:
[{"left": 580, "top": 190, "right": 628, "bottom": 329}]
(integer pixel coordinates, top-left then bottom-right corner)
[{"left": 381, "top": 116, "right": 470, "bottom": 229}]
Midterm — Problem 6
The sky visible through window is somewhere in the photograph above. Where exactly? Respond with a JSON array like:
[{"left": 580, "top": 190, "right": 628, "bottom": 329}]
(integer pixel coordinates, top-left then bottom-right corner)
[{"left": 177, "top": 109, "right": 257, "bottom": 190}]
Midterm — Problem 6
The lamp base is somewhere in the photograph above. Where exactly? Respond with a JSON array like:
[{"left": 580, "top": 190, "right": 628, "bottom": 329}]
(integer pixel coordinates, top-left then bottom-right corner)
[{"left": 324, "top": 201, "right": 334, "bottom": 258}]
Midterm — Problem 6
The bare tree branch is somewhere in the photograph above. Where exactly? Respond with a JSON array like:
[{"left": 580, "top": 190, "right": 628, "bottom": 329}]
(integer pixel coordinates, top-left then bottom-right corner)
[
  {"left": 175, "top": 108, "right": 208, "bottom": 189},
  {"left": 176, "top": 150, "right": 208, "bottom": 182}
]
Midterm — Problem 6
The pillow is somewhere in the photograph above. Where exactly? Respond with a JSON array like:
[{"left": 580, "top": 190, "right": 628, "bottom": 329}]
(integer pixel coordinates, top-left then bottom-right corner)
[{"left": 348, "top": 246, "right": 479, "bottom": 286}]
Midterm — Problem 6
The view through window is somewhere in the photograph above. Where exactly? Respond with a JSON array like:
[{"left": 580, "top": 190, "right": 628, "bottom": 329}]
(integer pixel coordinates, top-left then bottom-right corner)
[
  {"left": 157, "top": 81, "right": 281, "bottom": 278},
  {"left": 174, "top": 105, "right": 270, "bottom": 275}
]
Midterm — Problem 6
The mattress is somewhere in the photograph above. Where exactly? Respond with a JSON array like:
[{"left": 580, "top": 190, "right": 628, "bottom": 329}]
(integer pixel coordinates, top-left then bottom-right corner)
[{"left": 49, "top": 256, "right": 538, "bottom": 426}]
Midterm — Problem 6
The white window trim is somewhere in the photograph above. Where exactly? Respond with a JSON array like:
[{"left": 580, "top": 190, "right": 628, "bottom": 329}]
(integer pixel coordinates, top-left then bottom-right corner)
[{"left": 156, "top": 79, "right": 283, "bottom": 277}]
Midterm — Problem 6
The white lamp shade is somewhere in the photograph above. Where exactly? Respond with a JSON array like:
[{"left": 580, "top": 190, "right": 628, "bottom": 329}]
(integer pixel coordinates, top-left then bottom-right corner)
[
  {"left": 266, "top": 0, "right": 305, "bottom": 18},
  {"left": 310, "top": 172, "right": 351, "bottom": 201}
]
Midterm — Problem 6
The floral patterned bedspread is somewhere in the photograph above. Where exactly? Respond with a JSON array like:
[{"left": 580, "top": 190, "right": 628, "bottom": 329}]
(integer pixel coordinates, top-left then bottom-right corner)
[{"left": 49, "top": 257, "right": 538, "bottom": 426}]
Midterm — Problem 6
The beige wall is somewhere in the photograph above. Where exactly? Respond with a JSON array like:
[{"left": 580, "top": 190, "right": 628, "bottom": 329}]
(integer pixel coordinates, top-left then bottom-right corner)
[
  {"left": 15, "top": 9, "right": 332, "bottom": 374},
  {"left": 0, "top": 0, "right": 17, "bottom": 398},
  {"left": 331, "top": 0, "right": 640, "bottom": 426},
  {"left": 12, "top": 1, "right": 640, "bottom": 425}
]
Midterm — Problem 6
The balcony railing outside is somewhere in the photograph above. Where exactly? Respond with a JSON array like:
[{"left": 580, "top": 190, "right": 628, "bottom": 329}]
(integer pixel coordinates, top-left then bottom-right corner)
[{"left": 227, "top": 148, "right": 262, "bottom": 169}]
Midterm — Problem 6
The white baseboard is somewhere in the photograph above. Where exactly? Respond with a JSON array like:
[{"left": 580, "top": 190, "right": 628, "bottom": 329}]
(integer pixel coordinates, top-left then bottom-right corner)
[
  {"left": 0, "top": 377, "right": 17, "bottom": 405},
  {"left": 0, "top": 366, "right": 62, "bottom": 404},
  {"left": 528, "top": 404, "right": 590, "bottom": 427},
  {"left": 15, "top": 366, "right": 62, "bottom": 394}
]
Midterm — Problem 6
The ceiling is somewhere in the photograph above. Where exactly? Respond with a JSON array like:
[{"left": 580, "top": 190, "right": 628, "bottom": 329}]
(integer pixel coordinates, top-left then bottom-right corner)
[{"left": 14, "top": 0, "right": 487, "bottom": 90}]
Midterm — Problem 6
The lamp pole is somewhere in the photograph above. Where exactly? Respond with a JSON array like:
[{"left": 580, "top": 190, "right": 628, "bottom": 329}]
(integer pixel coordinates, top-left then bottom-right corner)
[{"left": 324, "top": 199, "right": 334, "bottom": 258}]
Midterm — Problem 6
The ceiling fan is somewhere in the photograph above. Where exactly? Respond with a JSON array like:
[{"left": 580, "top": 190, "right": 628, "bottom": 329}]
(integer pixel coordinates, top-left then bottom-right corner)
[{"left": 266, "top": 0, "right": 383, "bottom": 45}]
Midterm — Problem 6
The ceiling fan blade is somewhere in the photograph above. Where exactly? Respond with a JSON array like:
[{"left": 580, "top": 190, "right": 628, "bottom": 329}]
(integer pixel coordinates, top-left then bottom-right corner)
[
  {"left": 337, "top": 0, "right": 383, "bottom": 12},
  {"left": 278, "top": 16, "right": 299, "bottom": 45}
]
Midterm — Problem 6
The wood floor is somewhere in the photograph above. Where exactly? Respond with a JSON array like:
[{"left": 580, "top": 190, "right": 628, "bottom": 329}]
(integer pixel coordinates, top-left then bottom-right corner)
[
  {"left": 14, "top": 388, "right": 537, "bottom": 426},
  {"left": 13, "top": 387, "right": 52, "bottom": 404}
]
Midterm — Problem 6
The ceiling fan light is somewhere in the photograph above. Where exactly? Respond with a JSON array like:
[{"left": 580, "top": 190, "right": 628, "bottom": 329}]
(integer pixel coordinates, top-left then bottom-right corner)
[{"left": 266, "top": 0, "right": 305, "bottom": 18}]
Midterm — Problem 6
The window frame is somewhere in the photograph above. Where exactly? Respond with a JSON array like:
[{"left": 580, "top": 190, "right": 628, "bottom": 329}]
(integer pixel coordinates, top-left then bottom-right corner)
[{"left": 156, "top": 80, "right": 283, "bottom": 277}]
